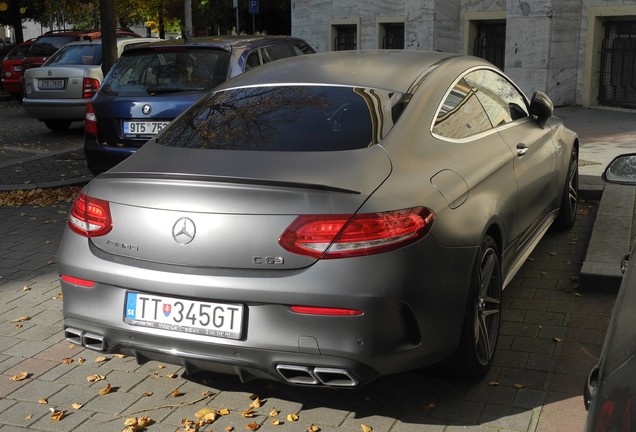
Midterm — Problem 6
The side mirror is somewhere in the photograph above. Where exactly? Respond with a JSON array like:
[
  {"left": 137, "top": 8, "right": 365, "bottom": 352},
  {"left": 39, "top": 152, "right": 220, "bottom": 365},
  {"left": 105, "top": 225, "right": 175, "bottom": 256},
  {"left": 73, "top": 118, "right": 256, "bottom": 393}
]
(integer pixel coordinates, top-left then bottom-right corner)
[
  {"left": 603, "top": 153, "right": 636, "bottom": 185},
  {"left": 529, "top": 91, "right": 554, "bottom": 128}
]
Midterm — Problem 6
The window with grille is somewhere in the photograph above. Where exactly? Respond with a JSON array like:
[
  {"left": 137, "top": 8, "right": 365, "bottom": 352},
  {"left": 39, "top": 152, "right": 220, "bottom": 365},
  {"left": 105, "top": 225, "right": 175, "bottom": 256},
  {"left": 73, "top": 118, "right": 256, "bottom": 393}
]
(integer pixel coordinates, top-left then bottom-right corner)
[
  {"left": 598, "top": 20, "right": 636, "bottom": 108},
  {"left": 473, "top": 21, "right": 506, "bottom": 70},
  {"left": 334, "top": 25, "right": 357, "bottom": 51},
  {"left": 381, "top": 23, "right": 404, "bottom": 49}
]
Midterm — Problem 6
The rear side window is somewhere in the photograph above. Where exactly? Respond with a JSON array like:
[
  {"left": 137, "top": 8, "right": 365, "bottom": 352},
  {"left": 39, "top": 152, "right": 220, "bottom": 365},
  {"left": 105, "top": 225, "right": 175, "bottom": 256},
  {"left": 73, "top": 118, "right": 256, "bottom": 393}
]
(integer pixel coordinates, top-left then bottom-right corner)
[
  {"left": 158, "top": 85, "right": 409, "bottom": 151},
  {"left": 99, "top": 49, "right": 231, "bottom": 96},
  {"left": 433, "top": 78, "right": 492, "bottom": 139}
]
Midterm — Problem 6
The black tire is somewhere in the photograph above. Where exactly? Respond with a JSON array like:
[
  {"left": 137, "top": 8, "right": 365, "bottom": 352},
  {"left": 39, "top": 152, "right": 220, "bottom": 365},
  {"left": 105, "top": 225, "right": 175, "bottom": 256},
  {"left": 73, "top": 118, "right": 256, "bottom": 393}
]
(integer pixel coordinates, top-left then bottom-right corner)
[
  {"left": 553, "top": 147, "right": 578, "bottom": 231},
  {"left": 44, "top": 120, "right": 72, "bottom": 132},
  {"left": 444, "top": 235, "right": 502, "bottom": 379}
]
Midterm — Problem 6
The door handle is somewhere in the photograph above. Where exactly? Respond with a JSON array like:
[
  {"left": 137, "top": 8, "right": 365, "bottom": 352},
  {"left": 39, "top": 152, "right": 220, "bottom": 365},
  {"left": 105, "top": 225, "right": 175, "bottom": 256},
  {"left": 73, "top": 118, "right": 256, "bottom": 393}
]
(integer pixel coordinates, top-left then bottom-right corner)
[{"left": 516, "top": 143, "right": 528, "bottom": 156}]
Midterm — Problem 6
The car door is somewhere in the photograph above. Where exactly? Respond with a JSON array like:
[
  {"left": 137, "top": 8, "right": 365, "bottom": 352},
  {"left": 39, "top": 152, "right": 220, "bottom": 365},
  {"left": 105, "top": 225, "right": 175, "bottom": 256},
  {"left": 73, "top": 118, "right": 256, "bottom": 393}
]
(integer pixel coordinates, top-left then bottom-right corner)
[{"left": 464, "top": 69, "right": 558, "bottom": 248}]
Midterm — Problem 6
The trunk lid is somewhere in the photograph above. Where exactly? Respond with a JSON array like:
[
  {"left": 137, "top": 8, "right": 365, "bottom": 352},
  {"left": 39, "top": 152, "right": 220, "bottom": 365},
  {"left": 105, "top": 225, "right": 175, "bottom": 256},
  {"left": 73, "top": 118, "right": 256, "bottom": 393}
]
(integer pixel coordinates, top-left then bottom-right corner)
[{"left": 87, "top": 142, "right": 392, "bottom": 269}]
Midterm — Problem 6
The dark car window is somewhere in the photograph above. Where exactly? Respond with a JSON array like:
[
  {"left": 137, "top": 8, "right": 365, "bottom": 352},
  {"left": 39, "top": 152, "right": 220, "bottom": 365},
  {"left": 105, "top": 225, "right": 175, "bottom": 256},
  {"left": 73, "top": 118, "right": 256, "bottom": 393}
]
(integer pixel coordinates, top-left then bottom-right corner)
[
  {"left": 99, "top": 49, "right": 231, "bottom": 96},
  {"left": 46, "top": 44, "right": 102, "bottom": 65},
  {"left": 262, "top": 44, "right": 295, "bottom": 63},
  {"left": 28, "top": 35, "right": 79, "bottom": 57},
  {"left": 158, "top": 85, "right": 408, "bottom": 151},
  {"left": 245, "top": 50, "right": 261, "bottom": 70},
  {"left": 464, "top": 69, "right": 529, "bottom": 126},
  {"left": 5, "top": 43, "right": 32, "bottom": 59},
  {"left": 433, "top": 78, "right": 493, "bottom": 139}
]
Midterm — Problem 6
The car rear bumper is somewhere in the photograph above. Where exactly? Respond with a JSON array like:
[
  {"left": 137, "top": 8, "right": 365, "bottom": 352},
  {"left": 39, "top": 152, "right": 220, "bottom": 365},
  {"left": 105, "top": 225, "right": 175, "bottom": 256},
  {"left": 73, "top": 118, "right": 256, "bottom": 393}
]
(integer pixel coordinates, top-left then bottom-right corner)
[
  {"left": 22, "top": 97, "right": 89, "bottom": 120},
  {"left": 84, "top": 134, "right": 139, "bottom": 173},
  {"left": 58, "top": 229, "right": 479, "bottom": 387},
  {"left": 1, "top": 79, "right": 22, "bottom": 95}
]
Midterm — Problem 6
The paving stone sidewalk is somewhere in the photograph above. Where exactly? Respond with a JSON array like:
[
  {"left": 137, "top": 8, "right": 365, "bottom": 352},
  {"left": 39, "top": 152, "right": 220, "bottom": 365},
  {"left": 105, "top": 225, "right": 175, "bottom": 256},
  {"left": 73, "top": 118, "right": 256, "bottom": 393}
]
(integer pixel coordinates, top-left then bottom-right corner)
[{"left": 0, "top": 195, "right": 614, "bottom": 432}]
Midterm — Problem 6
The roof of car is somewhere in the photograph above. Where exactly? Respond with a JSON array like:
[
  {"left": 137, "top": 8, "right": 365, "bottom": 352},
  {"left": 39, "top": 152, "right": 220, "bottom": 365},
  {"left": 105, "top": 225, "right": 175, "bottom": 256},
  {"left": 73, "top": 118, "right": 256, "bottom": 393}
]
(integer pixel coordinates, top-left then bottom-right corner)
[
  {"left": 218, "top": 49, "right": 469, "bottom": 94},
  {"left": 123, "top": 35, "right": 312, "bottom": 53},
  {"left": 57, "top": 37, "right": 159, "bottom": 48},
  {"left": 34, "top": 28, "right": 140, "bottom": 40}
]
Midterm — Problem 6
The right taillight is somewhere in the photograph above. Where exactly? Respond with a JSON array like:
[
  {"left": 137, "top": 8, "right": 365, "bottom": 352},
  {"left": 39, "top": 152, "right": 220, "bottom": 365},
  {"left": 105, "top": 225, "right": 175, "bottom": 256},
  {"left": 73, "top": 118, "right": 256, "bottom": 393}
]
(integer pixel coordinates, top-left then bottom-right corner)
[
  {"left": 279, "top": 207, "right": 434, "bottom": 259},
  {"left": 68, "top": 193, "right": 112, "bottom": 237},
  {"left": 85, "top": 101, "right": 98, "bottom": 135}
]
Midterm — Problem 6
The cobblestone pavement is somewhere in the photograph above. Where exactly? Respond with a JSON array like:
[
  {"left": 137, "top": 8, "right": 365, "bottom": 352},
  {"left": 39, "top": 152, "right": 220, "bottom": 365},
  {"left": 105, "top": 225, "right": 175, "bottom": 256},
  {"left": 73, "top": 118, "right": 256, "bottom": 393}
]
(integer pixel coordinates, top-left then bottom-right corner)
[{"left": 0, "top": 194, "right": 613, "bottom": 432}]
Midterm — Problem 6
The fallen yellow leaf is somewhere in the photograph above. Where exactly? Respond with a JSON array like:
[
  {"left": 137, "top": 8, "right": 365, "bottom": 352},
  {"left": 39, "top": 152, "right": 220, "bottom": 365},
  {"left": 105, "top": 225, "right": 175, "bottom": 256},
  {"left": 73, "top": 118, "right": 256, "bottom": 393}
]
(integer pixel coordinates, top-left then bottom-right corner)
[
  {"left": 50, "top": 409, "right": 65, "bottom": 421},
  {"left": 10, "top": 316, "right": 30, "bottom": 323},
  {"left": 241, "top": 407, "right": 255, "bottom": 418},
  {"left": 246, "top": 422, "right": 260, "bottom": 431},
  {"left": 272, "top": 419, "right": 281, "bottom": 426},
  {"left": 250, "top": 397, "right": 262, "bottom": 408},
  {"left": 9, "top": 371, "right": 29, "bottom": 382},
  {"left": 286, "top": 414, "right": 299, "bottom": 422},
  {"left": 171, "top": 389, "right": 183, "bottom": 398},
  {"left": 86, "top": 374, "right": 106, "bottom": 382},
  {"left": 62, "top": 357, "right": 73, "bottom": 364},
  {"left": 77, "top": 357, "right": 85, "bottom": 364},
  {"left": 166, "top": 373, "right": 178, "bottom": 378},
  {"left": 308, "top": 425, "right": 321, "bottom": 432},
  {"left": 268, "top": 409, "right": 279, "bottom": 417},
  {"left": 361, "top": 425, "right": 373, "bottom": 432},
  {"left": 71, "top": 403, "right": 83, "bottom": 410},
  {"left": 98, "top": 383, "right": 112, "bottom": 396},
  {"left": 218, "top": 408, "right": 231, "bottom": 416},
  {"left": 513, "top": 383, "right": 527, "bottom": 389},
  {"left": 95, "top": 356, "right": 109, "bottom": 363},
  {"left": 38, "top": 398, "right": 47, "bottom": 404}
]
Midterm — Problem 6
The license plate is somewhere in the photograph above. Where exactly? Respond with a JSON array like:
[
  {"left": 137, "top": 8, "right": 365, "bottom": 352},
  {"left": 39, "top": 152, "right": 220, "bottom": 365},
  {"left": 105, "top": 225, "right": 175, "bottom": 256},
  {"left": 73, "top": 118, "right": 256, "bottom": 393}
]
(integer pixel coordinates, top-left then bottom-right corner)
[
  {"left": 124, "top": 292, "right": 243, "bottom": 339},
  {"left": 38, "top": 79, "right": 65, "bottom": 90},
  {"left": 123, "top": 121, "right": 169, "bottom": 136}
]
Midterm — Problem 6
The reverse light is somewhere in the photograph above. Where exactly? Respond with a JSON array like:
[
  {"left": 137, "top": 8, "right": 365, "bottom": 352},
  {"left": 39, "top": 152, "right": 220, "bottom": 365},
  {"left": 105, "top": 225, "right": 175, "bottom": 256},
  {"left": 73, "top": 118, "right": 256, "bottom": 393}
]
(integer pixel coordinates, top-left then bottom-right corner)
[
  {"left": 279, "top": 207, "right": 434, "bottom": 259},
  {"left": 85, "top": 102, "right": 97, "bottom": 135},
  {"left": 290, "top": 306, "right": 363, "bottom": 316},
  {"left": 60, "top": 275, "right": 95, "bottom": 288},
  {"left": 68, "top": 193, "right": 112, "bottom": 237},
  {"left": 82, "top": 77, "right": 100, "bottom": 98}
]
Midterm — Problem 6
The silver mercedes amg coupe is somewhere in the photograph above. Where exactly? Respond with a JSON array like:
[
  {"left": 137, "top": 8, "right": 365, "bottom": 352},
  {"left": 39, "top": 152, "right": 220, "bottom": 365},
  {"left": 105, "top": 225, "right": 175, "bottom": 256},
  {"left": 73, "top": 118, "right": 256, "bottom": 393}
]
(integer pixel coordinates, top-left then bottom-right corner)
[{"left": 57, "top": 50, "right": 579, "bottom": 387}]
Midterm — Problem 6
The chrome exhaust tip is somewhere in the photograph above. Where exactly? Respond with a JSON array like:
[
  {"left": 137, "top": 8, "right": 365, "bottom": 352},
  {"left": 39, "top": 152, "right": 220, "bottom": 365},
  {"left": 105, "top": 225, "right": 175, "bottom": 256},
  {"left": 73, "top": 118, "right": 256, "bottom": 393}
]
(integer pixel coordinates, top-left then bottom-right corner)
[
  {"left": 83, "top": 332, "right": 108, "bottom": 352},
  {"left": 276, "top": 364, "right": 319, "bottom": 385},
  {"left": 314, "top": 367, "right": 359, "bottom": 387},
  {"left": 64, "top": 327, "right": 83, "bottom": 346}
]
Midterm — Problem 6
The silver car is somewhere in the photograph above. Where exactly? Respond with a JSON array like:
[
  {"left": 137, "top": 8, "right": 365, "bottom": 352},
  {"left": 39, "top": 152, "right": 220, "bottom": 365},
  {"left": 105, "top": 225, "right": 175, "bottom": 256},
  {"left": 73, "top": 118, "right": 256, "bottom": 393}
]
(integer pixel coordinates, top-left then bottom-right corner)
[
  {"left": 57, "top": 50, "right": 579, "bottom": 387},
  {"left": 22, "top": 37, "right": 156, "bottom": 131}
]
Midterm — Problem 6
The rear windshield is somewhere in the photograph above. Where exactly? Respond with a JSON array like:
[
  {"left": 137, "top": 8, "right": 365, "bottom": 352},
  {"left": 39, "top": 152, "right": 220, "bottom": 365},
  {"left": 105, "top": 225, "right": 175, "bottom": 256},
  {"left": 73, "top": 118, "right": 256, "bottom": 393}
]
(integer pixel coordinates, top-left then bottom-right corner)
[
  {"left": 6, "top": 43, "right": 32, "bottom": 59},
  {"left": 99, "top": 49, "right": 231, "bottom": 96},
  {"left": 158, "top": 85, "right": 409, "bottom": 151},
  {"left": 46, "top": 44, "right": 102, "bottom": 65},
  {"left": 28, "top": 35, "right": 79, "bottom": 57}
]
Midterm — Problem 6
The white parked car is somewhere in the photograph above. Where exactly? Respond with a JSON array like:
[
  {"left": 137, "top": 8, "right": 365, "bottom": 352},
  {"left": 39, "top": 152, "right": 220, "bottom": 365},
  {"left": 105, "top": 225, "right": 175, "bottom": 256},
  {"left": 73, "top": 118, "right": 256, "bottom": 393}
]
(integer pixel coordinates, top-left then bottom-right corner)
[{"left": 22, "top": 37, "right": 157, "bottom": 131}]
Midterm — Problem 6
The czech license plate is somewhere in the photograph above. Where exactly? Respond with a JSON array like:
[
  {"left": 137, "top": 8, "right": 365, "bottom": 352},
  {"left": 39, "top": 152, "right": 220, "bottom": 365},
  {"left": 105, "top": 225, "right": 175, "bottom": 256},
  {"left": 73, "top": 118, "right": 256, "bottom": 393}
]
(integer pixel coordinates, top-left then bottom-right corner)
[
  {"left": 123, "top": 121, "right": 169, "bottom": 136},
  {"left": 38, "top": 79, "right": 65, "bottom": 90},
  {"left": 124, "top": 292, "right": 243, "bottom": 339}
]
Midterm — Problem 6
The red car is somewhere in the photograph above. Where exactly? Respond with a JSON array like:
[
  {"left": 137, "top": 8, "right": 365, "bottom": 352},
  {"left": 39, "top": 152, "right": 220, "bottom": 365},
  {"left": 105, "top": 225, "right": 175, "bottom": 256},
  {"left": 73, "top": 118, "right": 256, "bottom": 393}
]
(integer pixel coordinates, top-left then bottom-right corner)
[
  {"left": 1, "top": 39, "right": 35, "bottom": 100},
  {"left": 8, "top": 28, "right": 140, "bottom": 100}
]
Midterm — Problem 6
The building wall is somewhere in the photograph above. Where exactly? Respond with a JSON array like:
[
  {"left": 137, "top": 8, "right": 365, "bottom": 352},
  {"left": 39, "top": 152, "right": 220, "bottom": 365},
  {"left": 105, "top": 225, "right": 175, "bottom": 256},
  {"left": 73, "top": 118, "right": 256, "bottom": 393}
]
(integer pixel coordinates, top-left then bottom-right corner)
[{"left": 292, "top": 0, "right": 636, "bottom": 108}]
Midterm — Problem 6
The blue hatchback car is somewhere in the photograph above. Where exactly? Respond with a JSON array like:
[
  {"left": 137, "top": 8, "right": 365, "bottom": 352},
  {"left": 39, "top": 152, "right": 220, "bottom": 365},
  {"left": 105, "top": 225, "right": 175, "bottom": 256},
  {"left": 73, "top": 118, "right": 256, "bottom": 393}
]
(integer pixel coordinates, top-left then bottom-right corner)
[{"left": 84, "top": 36, "right": 315, "bottom": 174}]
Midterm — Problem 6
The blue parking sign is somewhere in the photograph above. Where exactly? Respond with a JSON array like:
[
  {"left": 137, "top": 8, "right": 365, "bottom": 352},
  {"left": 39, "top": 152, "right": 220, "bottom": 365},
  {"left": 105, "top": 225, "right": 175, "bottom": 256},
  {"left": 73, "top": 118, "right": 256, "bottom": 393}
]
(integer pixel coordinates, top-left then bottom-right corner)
[{"left": 249, "top": 0, "right": 259, "bottom": 13}]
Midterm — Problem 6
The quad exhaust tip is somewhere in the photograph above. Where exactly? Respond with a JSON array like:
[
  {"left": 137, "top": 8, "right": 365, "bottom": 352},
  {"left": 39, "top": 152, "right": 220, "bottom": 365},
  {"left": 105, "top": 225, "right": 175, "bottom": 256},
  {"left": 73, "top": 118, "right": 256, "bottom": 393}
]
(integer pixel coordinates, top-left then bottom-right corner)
[
  {"left": 64, "top": 328, "right": 108, "bottom": 352},
  {"left": 276, "top": 364, "right": 359, "bottom": 387}
]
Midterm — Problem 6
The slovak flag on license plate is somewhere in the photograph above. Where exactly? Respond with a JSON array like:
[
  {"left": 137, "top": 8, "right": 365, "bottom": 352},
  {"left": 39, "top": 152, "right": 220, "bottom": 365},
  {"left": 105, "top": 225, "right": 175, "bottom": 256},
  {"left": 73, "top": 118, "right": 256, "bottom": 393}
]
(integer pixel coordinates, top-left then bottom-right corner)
[{"left": 163, "top": 304, "right": 172, "bottom": 317}]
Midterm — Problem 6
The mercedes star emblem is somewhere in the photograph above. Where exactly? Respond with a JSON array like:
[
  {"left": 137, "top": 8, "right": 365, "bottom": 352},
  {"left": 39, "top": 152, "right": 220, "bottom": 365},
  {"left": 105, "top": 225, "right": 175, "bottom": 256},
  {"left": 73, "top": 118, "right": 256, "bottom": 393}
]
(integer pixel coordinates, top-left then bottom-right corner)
[
  {"left": 172, "top": 217, "right": 196, "bottom": 245},
  {"left": 142, "top": 104, "right": 152, "bottom": 115}
]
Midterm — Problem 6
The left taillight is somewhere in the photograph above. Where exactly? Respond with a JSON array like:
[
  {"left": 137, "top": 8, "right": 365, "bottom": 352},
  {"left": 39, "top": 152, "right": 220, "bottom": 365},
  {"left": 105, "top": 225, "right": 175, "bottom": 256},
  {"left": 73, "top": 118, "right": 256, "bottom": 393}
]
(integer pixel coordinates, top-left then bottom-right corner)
[
  {"left": 85, "top": 101, "right": 97, "bottom": 135},
  {"left": 82, "top": 77, "right": 99, "bottom": 98},
  {"left": 68, "top": 193, "right": 112, "bottom": 237},
  {"left": 279, "top": 207, "right": 434, "bottom": 259}
]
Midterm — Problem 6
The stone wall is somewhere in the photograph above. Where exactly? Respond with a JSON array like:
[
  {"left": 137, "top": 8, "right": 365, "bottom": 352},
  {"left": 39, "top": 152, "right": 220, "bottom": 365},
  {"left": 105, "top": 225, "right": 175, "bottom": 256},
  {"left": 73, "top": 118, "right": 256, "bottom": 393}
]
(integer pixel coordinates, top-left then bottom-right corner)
[{"left": 291, "top": 0, "right": 636, "bottom": 107}]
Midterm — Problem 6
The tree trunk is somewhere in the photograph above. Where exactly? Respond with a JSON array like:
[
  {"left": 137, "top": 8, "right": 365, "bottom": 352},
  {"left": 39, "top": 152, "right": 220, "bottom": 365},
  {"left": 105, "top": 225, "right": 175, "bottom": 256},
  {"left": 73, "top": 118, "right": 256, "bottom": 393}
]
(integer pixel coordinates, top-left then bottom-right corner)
[{"left": 100, "top": 0, "right": 117, "bottom": 76}]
